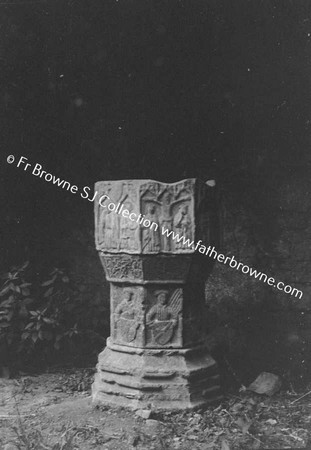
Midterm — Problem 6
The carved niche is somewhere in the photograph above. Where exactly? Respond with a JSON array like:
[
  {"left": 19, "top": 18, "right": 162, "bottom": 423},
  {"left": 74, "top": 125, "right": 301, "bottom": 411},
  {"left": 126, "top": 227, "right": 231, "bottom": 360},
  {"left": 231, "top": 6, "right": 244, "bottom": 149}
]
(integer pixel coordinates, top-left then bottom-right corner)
[
  {"left": 145, "top": 288, "right": 182, "bottom": 347},
  {"left": 95, "top": 181, "right": 140, "bottom": 253},
  {"left": 140, "top": 180, "right": 195, "bottom": 254},
  {"left": 111, "top": 285, "right": 145, "bottom": 347},
  {"left": 111, "top": 285, "right": 183, "bottom": 348},
  {"left": 95, "top": 179, "right": 211, "bottom": 255}
]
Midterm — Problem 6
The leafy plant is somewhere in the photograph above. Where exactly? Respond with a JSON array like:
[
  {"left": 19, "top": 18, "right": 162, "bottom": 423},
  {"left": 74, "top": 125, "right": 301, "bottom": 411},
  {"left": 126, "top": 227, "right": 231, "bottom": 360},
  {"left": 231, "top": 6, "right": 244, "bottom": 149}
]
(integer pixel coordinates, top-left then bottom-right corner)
[
  {"left": 0, "top": 262, "right": 108, "bottom": 370},
  {"left": 0, "top": 261, "right": 34, "bottom": 365}
]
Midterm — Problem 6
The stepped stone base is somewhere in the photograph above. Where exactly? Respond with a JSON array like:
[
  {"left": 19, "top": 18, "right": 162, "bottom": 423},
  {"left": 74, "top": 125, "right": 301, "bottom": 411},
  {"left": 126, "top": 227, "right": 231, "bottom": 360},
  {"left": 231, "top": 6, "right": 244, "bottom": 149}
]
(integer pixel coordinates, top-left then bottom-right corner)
[{"left": 92, "top": 338, "right": 222, "bottom": 411}]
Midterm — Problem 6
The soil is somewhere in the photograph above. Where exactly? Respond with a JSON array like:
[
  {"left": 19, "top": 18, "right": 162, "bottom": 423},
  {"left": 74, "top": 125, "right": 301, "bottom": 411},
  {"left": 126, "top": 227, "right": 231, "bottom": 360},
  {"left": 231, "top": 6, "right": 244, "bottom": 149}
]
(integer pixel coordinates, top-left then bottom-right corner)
[{"left": 0, "top": 368, "right": 311, "bottom": 449}]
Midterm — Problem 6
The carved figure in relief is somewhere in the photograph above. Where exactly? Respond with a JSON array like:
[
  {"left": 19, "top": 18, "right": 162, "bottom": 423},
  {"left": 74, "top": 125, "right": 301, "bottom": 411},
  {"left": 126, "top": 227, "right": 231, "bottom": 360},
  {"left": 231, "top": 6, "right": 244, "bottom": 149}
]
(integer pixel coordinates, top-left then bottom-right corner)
[
  {"left": 100, "top": 209, "right": 118, "bottom": 249},
  {"left": 146, "top": 290, "right": 181, "bottom": 345},
  {"left": 173, "top": 205, "right": 192, "bottom": 249},
  {"left": 159, "top": 192, "right": 173, "bottom": 251},
  {"left": 142, "top": 205, "right": 160, "bottom": 252},
  {"left": 120, "top": 202, "right": 138, "bottom": 251},
  {"left": 140, "top": 183, "right": 193, "bottom": 252},
  {"left": 114, "top": 289, "right": 141, "bottom": 342}
]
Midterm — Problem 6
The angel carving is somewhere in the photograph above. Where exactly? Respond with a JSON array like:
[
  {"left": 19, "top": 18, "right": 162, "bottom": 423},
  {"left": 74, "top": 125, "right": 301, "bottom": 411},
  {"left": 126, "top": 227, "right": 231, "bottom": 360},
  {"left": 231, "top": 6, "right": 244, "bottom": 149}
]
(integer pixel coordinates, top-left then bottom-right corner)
[{"left": 146, "top": 289, "right": 182, "bottom": 345}]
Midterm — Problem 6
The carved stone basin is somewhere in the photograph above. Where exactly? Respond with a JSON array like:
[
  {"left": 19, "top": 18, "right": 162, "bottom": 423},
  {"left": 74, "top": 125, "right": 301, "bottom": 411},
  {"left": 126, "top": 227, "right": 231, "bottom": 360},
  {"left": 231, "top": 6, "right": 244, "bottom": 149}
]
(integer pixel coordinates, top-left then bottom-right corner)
[{"left": 92, "top": 179, "right": 222, "bottom": 410}]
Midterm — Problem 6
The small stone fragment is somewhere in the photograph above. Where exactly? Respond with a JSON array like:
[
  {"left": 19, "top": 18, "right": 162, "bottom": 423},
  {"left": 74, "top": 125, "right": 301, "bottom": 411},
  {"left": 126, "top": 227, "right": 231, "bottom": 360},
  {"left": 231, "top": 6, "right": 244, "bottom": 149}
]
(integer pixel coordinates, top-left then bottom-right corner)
[
  {"left": 247, "top": 372, "right": 282, "bottom": 396},
  {"left": 145, "top": 419, "right": 161, "bottom": 431},
  {"left": 135, "top": 409, "right": 151, "bottom": 419},
  {"left": 266, "top": 418, "right": 277, "bottom": 425}
]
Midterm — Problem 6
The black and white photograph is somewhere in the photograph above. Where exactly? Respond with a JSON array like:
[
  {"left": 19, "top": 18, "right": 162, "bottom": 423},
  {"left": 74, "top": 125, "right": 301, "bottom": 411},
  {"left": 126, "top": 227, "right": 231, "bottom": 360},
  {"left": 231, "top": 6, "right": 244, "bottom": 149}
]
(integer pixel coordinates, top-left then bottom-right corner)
[{"left": 0, "top": 1, "right": 311, "bottom": 449}]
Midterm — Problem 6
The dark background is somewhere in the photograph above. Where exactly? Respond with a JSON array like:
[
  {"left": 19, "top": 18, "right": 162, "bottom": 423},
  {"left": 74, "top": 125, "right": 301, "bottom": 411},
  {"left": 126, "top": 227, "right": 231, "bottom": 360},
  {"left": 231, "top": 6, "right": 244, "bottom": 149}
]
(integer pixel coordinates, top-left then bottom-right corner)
[{"left": 1, "top": 0, "right": 311, "bottom": 384}]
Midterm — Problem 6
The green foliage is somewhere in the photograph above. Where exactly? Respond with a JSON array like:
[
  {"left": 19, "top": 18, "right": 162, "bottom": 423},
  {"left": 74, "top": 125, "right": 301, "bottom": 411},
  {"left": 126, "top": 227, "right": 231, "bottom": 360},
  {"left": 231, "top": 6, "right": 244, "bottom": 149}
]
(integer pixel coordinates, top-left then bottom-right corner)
[{"left": 0, "top": 262, "right": 108, "bottom": 368}]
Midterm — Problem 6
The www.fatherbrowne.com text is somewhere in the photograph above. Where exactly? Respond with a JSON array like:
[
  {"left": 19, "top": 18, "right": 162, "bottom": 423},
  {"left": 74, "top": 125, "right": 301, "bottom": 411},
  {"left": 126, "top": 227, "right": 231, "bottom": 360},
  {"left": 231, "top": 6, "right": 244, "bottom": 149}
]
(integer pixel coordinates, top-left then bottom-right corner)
[
  {"left": 161, "top": 227, "right": 303, "bottom": 299},
  {"left": 11, "top": 155, "right": 303, "bottom": 299},
  {"left": 95, "top": 190, "right": 303, "bottom": 300}
]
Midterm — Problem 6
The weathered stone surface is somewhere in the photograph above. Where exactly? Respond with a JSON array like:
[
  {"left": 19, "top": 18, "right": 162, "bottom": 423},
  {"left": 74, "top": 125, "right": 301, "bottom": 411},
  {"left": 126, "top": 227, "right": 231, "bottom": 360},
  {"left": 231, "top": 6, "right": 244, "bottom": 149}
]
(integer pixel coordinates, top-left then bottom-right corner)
[
  {"left": 94, "top": 179, "right": 217, "bottom": 255},
  {"left": 145, "top": 419, "right": 162, "bottom": 432},
  {"left": 92, "top": 339, "right": 221, "bottom": 410},
  {"left": 248, "top": 372, "right": 282, "bottom": 396},
  {"left": 92, "top": 179, "right": 221, "bottom": 410},
  {"left": 135, "top": 409, "right": 152, "bottom": 419}
]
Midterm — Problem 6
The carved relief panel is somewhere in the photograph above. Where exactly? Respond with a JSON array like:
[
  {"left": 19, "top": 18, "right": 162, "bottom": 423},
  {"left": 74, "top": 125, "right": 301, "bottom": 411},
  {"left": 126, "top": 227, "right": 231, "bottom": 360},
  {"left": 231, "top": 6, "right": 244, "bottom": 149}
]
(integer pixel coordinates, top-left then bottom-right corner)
[
  {"left": 111, "top": 285, "right": 145, "bottom": 347},
  {"left": 100, "top": 254, "right": 143, "bottom": 281},
  {"left": 95, "top": 181, "right": 140, "bottom": 253},
  {"left": 95, "top": 179, "right": 217, "bottom": 255},
  {"left": 145, "top": 288, "right": 183, "bottom": 347},
  {"left": 140, "top": 180, "right": 195, "bottom": 254}
]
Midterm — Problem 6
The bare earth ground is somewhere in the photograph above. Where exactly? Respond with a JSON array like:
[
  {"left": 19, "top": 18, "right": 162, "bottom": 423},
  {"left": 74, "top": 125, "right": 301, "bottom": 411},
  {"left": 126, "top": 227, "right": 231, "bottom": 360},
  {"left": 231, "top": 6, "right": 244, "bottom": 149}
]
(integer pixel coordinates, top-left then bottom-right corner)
[{"left": 0, "top": 369, "right": 311, "bottom": 450}]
